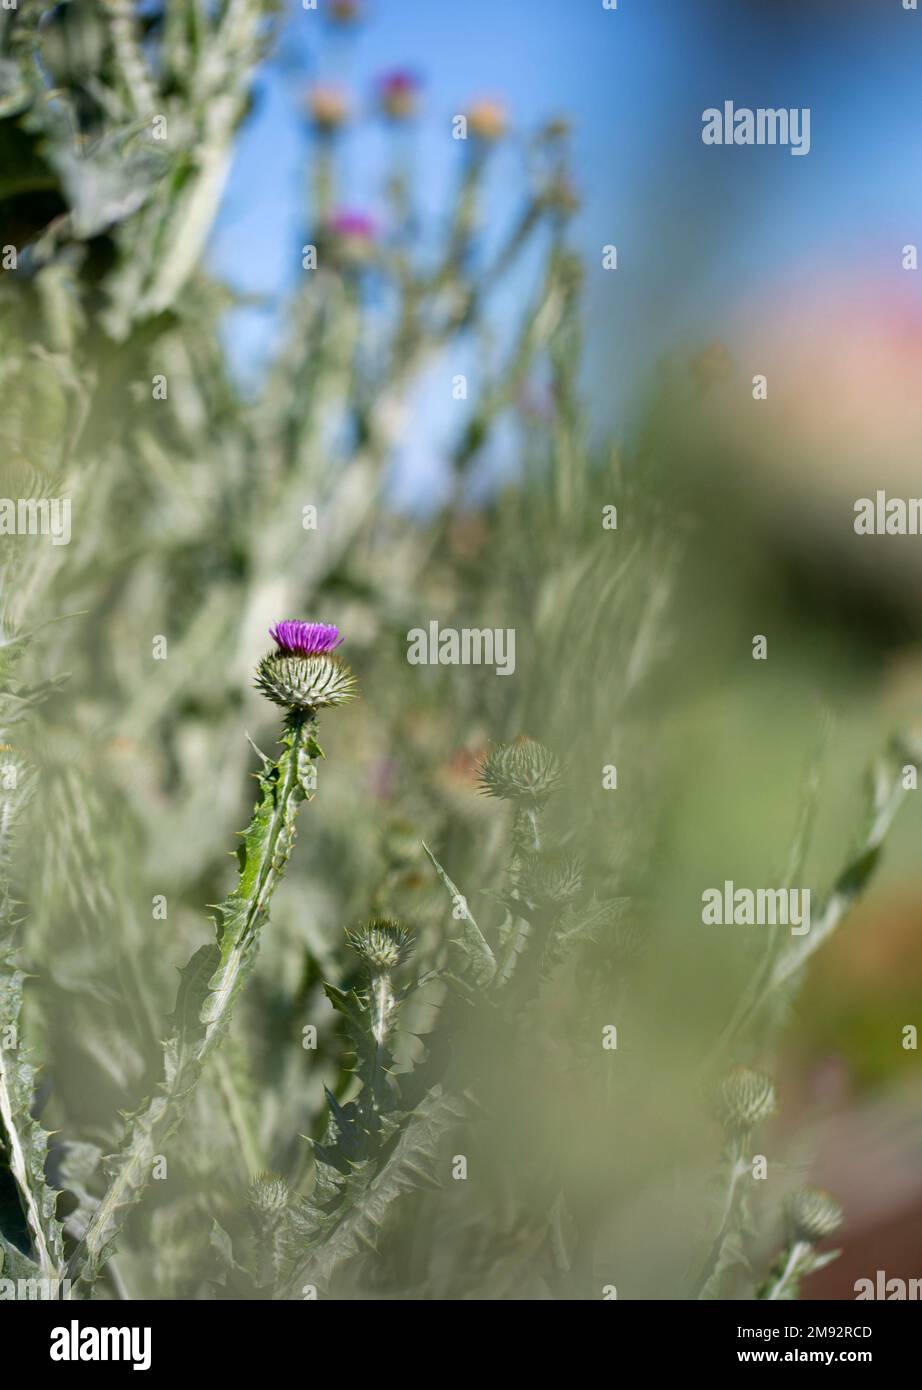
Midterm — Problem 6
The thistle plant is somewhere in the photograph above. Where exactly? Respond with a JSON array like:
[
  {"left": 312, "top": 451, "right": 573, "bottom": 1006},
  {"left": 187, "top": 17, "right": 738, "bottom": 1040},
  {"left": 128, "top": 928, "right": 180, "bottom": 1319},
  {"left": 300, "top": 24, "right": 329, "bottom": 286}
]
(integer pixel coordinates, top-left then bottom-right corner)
[
  {"left": 475, "top": 737, "right": 566, "bottom": 985},
  {"left": 279, "top": 917, "right": 466, "bottom": 1298},
  {"left": 694, "top": 1066, "right": 777, "bottom": 1299},
  {"left": 0, "top": 0, "right": 917, "bottom": 1306},
  {"left": 65, "top": 621, "right": 354, "bottom": 1296}
]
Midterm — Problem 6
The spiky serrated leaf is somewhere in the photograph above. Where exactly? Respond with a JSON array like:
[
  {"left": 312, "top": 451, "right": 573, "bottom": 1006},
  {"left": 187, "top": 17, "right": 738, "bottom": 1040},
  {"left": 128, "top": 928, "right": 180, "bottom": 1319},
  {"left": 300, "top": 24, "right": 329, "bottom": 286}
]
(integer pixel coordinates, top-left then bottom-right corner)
[
  {"left": 0, "top": 754, "right": 66, "bottom": 1281},
  {"left": 285, "top": 1088, "right": 467, "bottom": 1297},
  {"left": 0, "top": 1231, "right": 42, "bottom": 1283},
  {"left": 0, "top": 1004, "right": 66, "bottom": 1280},
  {"left": 422, "top": 842, "right": 496, "bottom": 985}
]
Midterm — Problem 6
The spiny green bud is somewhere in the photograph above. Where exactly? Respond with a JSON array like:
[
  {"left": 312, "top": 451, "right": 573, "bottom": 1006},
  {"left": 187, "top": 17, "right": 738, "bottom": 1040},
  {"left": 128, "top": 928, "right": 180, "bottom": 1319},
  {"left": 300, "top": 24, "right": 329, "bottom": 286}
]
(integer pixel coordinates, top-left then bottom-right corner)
[
  {"left": 347, "top": 917, "right": 413, "bottom": 971},
  {"left": 248, "top": 1172, "right": 290, "bottom": 1215},
  {"left": 255, "top": 653, "right": 356, "bottom": 711},
  {"left": 713, "top": 1065, "right": 777, "bottom": 1133},
  {"left": 478, "top": 736, "right": 561, "bottom": 806},
  {"left": 518, "top": 851, "right": 584, "bottom": 908},
  {"left": 785, "top": 1187, "right": 844, "bottom": 1244}
]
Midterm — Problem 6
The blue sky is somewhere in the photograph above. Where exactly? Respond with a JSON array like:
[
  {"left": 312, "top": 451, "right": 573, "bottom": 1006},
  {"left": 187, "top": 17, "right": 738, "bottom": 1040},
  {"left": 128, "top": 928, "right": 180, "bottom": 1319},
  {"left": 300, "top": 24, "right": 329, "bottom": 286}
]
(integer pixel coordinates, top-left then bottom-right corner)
[{"left": 209, "top": 0, "right": 922, "bottom": 502}]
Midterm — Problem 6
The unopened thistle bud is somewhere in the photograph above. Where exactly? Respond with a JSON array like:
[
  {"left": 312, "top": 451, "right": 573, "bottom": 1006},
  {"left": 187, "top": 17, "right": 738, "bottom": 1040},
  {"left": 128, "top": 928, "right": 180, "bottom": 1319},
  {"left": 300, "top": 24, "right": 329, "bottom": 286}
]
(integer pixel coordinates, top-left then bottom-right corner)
[
  {"left": 478, "top": 736, "right": 561, "bottom": 806},
  {"left": 248, "top": 1172, "right": 290, "bottom": 1216},
  {"left": 785, "top": 1188, "right": 844, "bottom": 1244},
  {"left": 713, "top": 1065, "right": 777, "bottom": 1134},
  {"left": 347, "top": 917, "right": 413, "bottom": 972},
  {"left": 255, "top": 621, "right": 356, "bottom": 712}
]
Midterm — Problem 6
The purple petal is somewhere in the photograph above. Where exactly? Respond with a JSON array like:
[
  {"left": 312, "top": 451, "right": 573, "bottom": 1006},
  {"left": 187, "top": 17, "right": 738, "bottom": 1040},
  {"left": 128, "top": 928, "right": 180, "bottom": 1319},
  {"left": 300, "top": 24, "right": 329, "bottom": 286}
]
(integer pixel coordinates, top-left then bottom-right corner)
[{"left": 269, "top": 621, "right": 344, "bottom": 655}]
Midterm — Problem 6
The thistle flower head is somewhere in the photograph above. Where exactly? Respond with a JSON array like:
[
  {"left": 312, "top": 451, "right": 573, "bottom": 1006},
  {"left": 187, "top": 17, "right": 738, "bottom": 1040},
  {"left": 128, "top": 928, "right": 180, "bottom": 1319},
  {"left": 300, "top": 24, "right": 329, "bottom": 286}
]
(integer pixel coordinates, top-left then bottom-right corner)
[
  {"left": 327, "top": 0, "right": 362, "bottom": 23},
  {"left": 270, "top": 620, "right": 343, "bottom": 656},
  {"left": 306, "top": 83, "right": 351, "bottom": 132},
  {"left": 248, "top": 1172, "right": 290, "bottom": 1216},
  {"left": 467, "top": 98, "right": 507, "bottom": 142},
  {"left": 478, "top": 736, "right": 561, "bottom": 806},
  {"left": 256, "top": 621, "right": 355, "bottom": 711},
  {"left": 713, "top": 1065, "right": 777, "bottom": 1133},
  {"left": 329, "top": 210, "right": 376, "bottom": 240},
  {"left": 347, "top": 917, "right": 414, "bottom": 971},
  {"left": 325, "top": 209, "right": 377, "bottom": 268},
  {"left": 255, "top": 653, "right": 355, "bottom": 711},
  {"left": 379, "top": 69, "right": 421, "bottom": 120},
  {"left": 785, "top": 1187, "right": 844, "bottom": 1244}
]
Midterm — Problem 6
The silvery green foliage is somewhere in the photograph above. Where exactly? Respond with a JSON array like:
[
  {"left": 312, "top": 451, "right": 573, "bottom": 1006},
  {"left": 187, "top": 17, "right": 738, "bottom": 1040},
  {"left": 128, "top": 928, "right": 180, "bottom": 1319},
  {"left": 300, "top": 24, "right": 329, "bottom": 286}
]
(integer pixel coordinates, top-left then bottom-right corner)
[{"left": 0, "top": 2, "right": 916, "bottom": 1303}]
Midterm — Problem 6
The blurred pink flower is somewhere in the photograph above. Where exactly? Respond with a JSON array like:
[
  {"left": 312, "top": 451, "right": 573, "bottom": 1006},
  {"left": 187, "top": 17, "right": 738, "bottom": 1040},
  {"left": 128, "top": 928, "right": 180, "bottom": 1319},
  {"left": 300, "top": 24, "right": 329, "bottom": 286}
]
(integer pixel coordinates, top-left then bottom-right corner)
[
  {"left": 326, "top": 209, "right": 377, "bottom": 267},
  {"left": 327, "top": 0, "right": 363, "bottom": 24},
  {"left": 329, "top": 209, "right": 376, "bottom": 240},
  {"left": 378, "top": 69, "right": 421, "bottom": 120}
]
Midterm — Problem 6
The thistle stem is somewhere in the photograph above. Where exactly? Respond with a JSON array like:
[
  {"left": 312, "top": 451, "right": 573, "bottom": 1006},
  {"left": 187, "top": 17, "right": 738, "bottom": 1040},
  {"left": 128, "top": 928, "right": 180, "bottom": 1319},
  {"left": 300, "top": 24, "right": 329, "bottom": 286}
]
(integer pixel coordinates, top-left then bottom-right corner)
[
  {"left": 66, "top": 714, "right": 319, "bottom": 1295},
  {"left": 764, "top": 1240, "right": 812, "bottom": 1301},
  {"left": 693, "top": 1134, "right": 748, "bottom": 1298}
]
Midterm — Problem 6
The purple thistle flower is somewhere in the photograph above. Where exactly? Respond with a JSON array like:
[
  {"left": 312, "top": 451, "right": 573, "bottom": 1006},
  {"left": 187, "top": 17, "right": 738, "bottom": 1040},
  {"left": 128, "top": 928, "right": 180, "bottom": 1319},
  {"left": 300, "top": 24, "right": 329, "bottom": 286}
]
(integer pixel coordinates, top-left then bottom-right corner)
[
  {"left": 378, "top": 69, "right": 421, "bottom": 118},
  {"left": 269, "top": 621, "right": 344, "bottom": 656},
  {"left": 380, "top": 69, "right": 419, "bottom": 96},
  {"left": 328, "top": 209, "right": 376, "bottom": 241}
]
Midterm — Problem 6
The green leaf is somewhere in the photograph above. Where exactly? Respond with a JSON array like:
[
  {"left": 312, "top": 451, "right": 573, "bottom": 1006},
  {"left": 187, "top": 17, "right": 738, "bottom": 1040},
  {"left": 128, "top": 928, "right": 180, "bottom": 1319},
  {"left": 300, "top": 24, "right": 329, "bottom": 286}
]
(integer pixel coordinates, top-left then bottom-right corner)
[
  {"left": 422, "top": 842, "right": 496, "bottom": 986},
  {"left": 287, "top": 1088, "right": 466, "bottom": 1297},
  {"left": 0, "top": 756, "right": 66, "bottom": 1282},
  {"left": 771, "top": 739, "right": 913, "bottom": 991}
]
